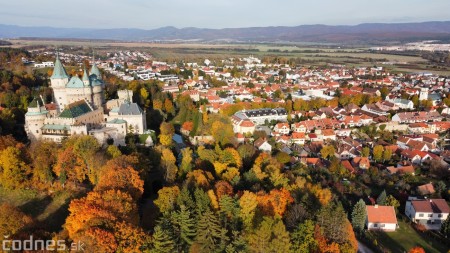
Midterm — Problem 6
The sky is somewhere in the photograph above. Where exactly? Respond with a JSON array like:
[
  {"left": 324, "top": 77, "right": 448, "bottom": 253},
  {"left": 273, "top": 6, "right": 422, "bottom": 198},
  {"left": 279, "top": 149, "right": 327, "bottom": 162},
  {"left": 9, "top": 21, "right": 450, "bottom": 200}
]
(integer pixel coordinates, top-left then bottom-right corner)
[{"left": 1, "top": 0, "right": 449, "bottom": 29}]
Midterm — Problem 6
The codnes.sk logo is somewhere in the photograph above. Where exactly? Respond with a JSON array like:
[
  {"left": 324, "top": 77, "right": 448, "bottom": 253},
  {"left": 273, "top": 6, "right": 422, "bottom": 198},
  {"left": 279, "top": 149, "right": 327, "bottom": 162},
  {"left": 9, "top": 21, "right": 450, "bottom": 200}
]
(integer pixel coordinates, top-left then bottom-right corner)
[{"left": 2, "top": 235, "right": 85, "bottom": 251}]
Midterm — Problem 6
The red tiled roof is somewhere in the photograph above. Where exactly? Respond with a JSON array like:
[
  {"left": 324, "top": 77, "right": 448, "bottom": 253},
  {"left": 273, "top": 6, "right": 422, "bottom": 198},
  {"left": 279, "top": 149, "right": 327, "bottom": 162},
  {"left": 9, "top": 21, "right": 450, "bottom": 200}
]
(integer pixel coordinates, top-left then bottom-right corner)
[
  {"left": 366, "top": 205, "right": 398, "bottom": 224},
  {"left": 411, "top": 199, "right": 450, "bottom": 213}
]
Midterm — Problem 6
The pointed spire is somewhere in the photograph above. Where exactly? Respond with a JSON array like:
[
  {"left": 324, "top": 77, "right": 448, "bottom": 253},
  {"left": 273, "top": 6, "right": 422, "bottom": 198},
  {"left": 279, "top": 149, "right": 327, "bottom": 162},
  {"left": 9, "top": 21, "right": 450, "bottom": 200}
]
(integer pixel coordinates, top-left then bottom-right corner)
[
  {"left": 51, "top": 50, "right": 69, "bottom": 79},
  {"left": 82, "top": 66, "right": 90, "bottom": 85},
  {"left": 89, "top": 50, "right": 102, "bottom": 80},
  {"left": 126, "top": 89, "right": 131, "bottom": 104}
]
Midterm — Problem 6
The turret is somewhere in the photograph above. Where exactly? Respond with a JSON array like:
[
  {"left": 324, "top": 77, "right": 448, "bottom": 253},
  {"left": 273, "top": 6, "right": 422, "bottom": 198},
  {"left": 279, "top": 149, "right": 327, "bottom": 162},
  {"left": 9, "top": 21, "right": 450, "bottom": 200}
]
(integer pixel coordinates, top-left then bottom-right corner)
[
  {"left": 82, "top": 67, "right": 90, "bottom": 86},
  {"left": 25, "top": 97, "right": 48, "bottom": 141},
  {"left": 50, "top": 53, "right": 69, "bottom": 110},
  {"left": 90, "top": 63, "right": 102, "bottom": 80}
]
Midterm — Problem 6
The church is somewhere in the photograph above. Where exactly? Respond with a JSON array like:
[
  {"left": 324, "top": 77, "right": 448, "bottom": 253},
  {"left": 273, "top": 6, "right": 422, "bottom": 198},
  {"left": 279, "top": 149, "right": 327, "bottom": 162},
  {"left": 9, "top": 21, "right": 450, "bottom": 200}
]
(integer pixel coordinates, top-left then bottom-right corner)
[{"left": 25, "top": 54, "right": 147, "bottom": 146}]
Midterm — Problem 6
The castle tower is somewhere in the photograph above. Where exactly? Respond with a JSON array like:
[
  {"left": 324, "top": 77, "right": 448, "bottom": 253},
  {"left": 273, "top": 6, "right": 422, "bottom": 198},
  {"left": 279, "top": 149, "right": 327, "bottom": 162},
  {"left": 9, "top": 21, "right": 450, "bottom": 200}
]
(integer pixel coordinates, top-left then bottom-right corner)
[
  {"left": 419, "top": 88, "right": 429, "bottom": 101},
  {"left": 82, "top": 67, "right": 90, "bottom": 86},
  {"left": 25, "top": 96, "right": 48, "bottom": 141},
  {"left": 50, "top": 53, "right": 69, "bottom": 111}
]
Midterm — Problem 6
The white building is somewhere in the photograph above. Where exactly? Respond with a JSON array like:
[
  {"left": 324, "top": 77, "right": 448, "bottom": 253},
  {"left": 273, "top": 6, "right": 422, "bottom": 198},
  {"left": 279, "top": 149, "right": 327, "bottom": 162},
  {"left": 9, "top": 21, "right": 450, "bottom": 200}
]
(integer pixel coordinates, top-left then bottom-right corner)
[
  {"left": 366, "top": 205, "right": 398, "bottom": 231},
  {"left": 233, "top": 108, "right": 287, "bottom": 126},
  {"left": 405, "top": 198, "right": 450, "bottom": 230},
  {"left": 25, "top": 55, "right": 147, "bottom": 145}
]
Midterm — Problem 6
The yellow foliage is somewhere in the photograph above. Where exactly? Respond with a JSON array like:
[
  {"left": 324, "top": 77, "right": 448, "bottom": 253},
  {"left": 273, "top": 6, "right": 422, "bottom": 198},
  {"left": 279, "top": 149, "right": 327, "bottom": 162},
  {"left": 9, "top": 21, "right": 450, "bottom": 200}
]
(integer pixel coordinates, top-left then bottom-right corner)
[
  {"left": 159, "top": 134, "right": 173, "bottom": 146},
  {"left": 207, "top": 190, "right": 219, "bottom": 209},
  {"left": 213, "top": 162, "right": 228, "bottom": 175},
  {"left": 222, "top": 167, "right": 240, "bottom": 182}
]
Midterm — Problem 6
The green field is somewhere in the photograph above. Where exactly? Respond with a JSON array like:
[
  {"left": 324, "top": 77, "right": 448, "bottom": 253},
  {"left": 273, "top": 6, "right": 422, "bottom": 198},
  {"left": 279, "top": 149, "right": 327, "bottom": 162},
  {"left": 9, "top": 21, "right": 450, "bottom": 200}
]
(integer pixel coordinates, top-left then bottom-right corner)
[
  {"left": 0, "top": 187, "right": 85, "bottom": 232},
  {"left": 369, "top": 219, "right": 449, "bottom": 253},
  {"left": 6, "top": 39, "right": 450, "bottom": 75}
]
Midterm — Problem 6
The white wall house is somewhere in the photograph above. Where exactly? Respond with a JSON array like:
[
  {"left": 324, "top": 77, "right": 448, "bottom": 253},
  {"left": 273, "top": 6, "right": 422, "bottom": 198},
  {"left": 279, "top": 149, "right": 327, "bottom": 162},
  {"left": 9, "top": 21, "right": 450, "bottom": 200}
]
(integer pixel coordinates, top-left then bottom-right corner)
[
  {"left": 366, "top": 205, "right": 398, "bottom": 231},
  {"left": 405, "top": 198, "right": 450, "bottom": 230}
]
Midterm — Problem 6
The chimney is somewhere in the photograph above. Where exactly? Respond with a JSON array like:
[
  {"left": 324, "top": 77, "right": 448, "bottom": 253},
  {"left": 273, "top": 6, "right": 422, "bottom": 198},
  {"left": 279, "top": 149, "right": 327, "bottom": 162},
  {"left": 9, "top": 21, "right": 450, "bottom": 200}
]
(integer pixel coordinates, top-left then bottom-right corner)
[{"left": 374, "top": 204, "right": 378, "bottom": 208}]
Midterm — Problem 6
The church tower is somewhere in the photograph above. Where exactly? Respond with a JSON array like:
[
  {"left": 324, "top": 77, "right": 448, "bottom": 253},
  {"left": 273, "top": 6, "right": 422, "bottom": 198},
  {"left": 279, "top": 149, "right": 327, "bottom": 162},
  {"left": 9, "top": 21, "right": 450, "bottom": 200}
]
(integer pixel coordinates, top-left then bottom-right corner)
[{"left": 50, "top": 53, "right": 69, "bottom": 111}]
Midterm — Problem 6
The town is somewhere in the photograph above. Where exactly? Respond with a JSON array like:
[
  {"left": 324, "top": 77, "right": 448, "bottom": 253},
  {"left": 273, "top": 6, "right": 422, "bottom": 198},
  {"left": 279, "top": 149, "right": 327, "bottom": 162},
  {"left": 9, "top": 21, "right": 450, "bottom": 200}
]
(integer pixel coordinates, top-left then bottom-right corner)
[{"left": 0, "top": 42, "right": 449, "bottom": 253}]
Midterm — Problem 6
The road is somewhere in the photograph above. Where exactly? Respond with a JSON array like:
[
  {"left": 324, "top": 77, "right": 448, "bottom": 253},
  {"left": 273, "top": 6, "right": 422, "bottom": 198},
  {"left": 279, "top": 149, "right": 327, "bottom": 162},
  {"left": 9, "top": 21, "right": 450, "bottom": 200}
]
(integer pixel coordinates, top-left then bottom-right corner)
[{"left": 358, "top": 241, "right": 375, "bottom": 253}]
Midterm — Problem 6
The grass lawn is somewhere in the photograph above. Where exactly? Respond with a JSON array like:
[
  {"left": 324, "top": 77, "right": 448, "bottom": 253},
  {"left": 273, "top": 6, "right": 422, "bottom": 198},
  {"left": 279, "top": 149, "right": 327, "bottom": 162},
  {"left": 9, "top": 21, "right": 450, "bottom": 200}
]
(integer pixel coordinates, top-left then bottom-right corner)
[
  {"left": 0, "top": 187, "right": 85, "bottom": 232},
  {"left": 370, "top": 219, "right": 449, "bottom": 253}
]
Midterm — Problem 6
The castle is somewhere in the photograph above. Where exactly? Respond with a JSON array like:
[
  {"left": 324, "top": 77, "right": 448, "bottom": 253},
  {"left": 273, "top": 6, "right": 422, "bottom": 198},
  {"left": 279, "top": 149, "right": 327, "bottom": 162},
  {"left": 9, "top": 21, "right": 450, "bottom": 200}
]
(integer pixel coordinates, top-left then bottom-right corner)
[{"left": 25, "top": 54, "right": 147, "bottom": 146}]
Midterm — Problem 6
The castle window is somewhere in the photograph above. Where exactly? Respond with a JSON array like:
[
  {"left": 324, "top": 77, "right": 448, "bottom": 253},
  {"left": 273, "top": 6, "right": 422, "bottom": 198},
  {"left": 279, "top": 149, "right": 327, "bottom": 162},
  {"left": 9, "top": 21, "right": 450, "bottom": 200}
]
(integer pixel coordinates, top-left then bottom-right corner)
[{"left": 36, "top": 130, "right": 39, "bottom": 133}]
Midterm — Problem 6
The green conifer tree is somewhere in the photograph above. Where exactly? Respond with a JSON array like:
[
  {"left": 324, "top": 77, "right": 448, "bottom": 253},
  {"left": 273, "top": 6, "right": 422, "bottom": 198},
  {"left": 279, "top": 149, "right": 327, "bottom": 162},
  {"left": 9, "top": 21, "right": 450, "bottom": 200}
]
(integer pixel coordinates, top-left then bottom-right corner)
[
  {"left": 351, "top": 199, "right": 367, "bottom": 233},
  {"left": 195, "top": 211, "right": 224, "bottom": 253},
  {"left": 376, "top": 190, "right": 387, "bottom": 205},
  {"left": 151, "top": 225, "right": 175, "bottom": 253},
  {"left": 172, "top": 205, "right": 197, "bottom": 251}
]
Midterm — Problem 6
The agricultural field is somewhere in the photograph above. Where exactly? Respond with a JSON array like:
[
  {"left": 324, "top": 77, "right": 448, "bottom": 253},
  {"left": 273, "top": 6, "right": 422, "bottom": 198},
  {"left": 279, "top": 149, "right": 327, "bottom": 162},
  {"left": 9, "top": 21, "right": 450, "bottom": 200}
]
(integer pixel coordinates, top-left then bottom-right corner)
[{"left": 6, "top": 39, "right": 450, "bottom": 75}]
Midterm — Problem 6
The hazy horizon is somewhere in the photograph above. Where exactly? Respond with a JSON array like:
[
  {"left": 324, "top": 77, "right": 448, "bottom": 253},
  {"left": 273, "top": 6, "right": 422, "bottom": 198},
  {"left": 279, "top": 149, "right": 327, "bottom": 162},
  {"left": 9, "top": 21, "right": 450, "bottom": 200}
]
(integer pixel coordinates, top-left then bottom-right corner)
[{"left": 1, "top": 0, "right": 450, "bottom": 30}]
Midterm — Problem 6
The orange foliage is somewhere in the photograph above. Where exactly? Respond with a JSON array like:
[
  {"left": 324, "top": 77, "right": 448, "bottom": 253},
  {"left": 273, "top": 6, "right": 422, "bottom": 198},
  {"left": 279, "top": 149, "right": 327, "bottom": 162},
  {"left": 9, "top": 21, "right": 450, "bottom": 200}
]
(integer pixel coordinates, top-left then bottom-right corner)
[
  {"left": 182, "top": 121, "right": 194, "bottom": 132},
  {"left": 314, "top": 225, "right": 340, "bottom": 253},
  {"left": 96, "top": 164, "right": 144, "bottom": 200},
  {"left": 408, "top": 247, "right": 426, "bottom": 253},
  {"left": 257, "top": 188, "right": 294, "bottom": 217},
  {"left": 53, "top": 146, "right": 86, "bottom": 183},
  {"left": 214, "top": 180, "right": 233, "bottom": 200},
  {"left": 186, "top": 169, "right": 214, "bottom": 188}
]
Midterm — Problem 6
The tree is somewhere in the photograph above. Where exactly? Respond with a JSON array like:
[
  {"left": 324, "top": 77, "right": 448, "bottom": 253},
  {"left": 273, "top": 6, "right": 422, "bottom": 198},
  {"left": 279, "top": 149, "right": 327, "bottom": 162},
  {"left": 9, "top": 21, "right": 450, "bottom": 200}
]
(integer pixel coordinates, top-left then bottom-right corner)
[
  {"left": 382, "top": 148, "right": 392, "bottom": 163},
  {"left": 276, "top": 152, "right": 291, "bottom": 164},
  {"left": 440, "top": 215, "right": 450, "bottom": 239},
  {"left": 159, "top": 122, "right": 175, "bottom": 146},
  {"left": 351, "top": 199, "right": 367, "bottom": 233},
  {"left": 0, "top": 203, "right": 33, "bottom": 238},
  {"left": 408, "top": 246, "right": 426, "bottom": 253},
  {"left": 106, "top": 145, "right": 122, "bottom": 159},
  {"left": 151, "top": 225, "right": 175, "bottom": 253},
  {"left": 290, "top": 220, "right": 317, "bottom": 253},
  {"left": 154, "top": 186, "right": 180, "bottom": 214},
  {"left": 30, "top": 140, "right": 57, "bottom": 183},
  {"left": 377, "top": 190, "right": 387, "bottom": 205},
  {"left": 385, "top": 195, "right": 400, "bottom": 211},
  {"left": 0, "top": 146, "right": 30, "bottom": 189},
  {"left": 179, "top": 147, "right": 193, "bottom": 176},
  {"left": 210, "top": 120, "right": 234, "bottom": 147},
  {"left": 171, "top": 205, "right": 197, "bottom": 252},
  {"left": 239, "top": 191, "right": 258, "bottom": 228},
  {"left": 247, "top": 217, "right": 291, "bottom": 253},
  {"left": 96, "top": 164, "right": 144, "bottom": 200},
  {"left": 194, "top": 211, "right": 226, "bottom": 253},
  {"left": 161, "top": 148, "right": 178, "bottom": 183},
  {"left": 373, "top": 145, "right": 384, "bottom": 162},
  {"left": 361, "top": 147, "right": 370, "bottom": 158},
  {"left": 320, "top": 145, "right": 336, "bottom": 160}
]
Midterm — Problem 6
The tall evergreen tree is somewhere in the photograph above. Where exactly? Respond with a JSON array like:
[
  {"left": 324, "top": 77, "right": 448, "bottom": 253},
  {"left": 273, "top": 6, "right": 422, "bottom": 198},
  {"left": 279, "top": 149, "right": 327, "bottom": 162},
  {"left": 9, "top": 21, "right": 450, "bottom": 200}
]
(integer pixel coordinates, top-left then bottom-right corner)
[
  {"left": 225, "top": 231, "right": 248, "bottom": 253},
  {"left": 171, "top": 205, "right": 197, "bottom": 252},
  {"left": 195, "top": 211, "right": 225, "bottom": 253},
  {"left": 247, "top": 217, "right": 291, "bottom": 253},
  {"left": 351, "top": 199, "right": 367, "bottom": 233},
  {"left": 290, "top": 220, "right": 317, "bottom": 253},
  {"left": 376, "top": 190, "right": 387, "bottom": 205},
  {"left": 441, "top": 215, "right": 450, "bottom": 239},
  {"left": 151, "top": 225, "right": 175, "bottom": 253}
]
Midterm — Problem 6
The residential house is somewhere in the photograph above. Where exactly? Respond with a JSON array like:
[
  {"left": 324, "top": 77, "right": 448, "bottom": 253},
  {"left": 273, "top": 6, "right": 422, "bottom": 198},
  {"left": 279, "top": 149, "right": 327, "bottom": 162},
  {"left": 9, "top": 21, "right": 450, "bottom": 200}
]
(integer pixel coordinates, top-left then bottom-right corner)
[
  {"left": 386, "top": 165, "right": 415, "bottom": 175},
  {"left": 417, "top": 183, "right": 435, "bottom": 196},
  {"left": 351, "top": 157, "right": 370, "bottom": 170},
  {"left": 273, "top": 123, "right": 290, "bottom": 135},
  {"left": 254, "top": 138, "right": 272, "bottom": 153},
  {"left": 405, "top": 198, "right": 450, "bottom": 230},
  {"left": 291, "top": 132, "right": 306, "bottom": 145},
  {"left": 366, "top": 205, "right": 398, "bottom": 231}
]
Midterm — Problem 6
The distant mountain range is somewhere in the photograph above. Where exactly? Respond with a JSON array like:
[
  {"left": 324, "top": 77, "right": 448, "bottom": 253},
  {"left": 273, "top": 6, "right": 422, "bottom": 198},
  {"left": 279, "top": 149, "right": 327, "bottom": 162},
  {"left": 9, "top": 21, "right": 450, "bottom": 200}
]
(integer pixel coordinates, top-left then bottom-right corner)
[{"left": 2, "top": 21, "right": 450, "bottom": 44}]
